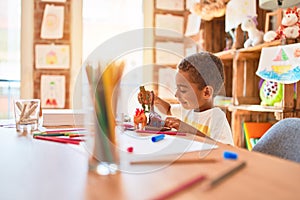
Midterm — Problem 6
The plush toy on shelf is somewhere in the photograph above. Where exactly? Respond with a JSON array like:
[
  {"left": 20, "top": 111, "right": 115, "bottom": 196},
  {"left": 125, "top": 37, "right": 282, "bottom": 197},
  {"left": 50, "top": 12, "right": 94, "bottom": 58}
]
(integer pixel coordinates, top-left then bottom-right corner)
[
  {"left": 241, "top": 16, "right": 264, "bottom": 48},
  {"left": 264, "top": 7, "right": 300, "bottom": 42},
  {"left": 259, "top": 79, "right": 283, "bottom": 106}
]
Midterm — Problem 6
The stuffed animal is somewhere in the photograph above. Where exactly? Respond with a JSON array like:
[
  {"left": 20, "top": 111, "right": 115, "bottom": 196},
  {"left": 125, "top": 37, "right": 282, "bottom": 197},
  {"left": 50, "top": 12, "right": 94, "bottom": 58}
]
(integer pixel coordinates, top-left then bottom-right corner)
[
  {"left": 241, "top": 16, "right": 264, "bottom": 48},
  {"left": 264, "top": 7, "right": 300, "bottom": 42},
  {"left": 259, "top": 80, "right": 283, "bottom": 106}
]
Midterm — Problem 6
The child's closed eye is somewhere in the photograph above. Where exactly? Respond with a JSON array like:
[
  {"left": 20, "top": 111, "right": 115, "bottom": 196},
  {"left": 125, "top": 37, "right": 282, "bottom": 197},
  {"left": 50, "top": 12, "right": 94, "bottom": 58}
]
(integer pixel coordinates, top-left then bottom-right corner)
[{"left": 176, "top": 88, "right": 187, "bottom": 94}]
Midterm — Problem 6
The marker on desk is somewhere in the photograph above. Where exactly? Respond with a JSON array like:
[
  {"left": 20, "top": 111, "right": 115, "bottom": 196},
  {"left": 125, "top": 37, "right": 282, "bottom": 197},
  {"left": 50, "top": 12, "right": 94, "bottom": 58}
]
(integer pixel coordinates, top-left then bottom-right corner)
[
  {"left": 151, "top": 134, "right": 165, "bottom": 142},
  {"left": 223, "top": 151, "right": 238, "bottom": 160}
]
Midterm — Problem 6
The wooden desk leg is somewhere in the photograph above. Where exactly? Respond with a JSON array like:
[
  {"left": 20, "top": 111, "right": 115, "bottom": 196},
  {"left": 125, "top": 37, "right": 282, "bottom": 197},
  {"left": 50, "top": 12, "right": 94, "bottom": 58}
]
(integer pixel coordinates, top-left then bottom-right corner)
[{"left": 231, "top": 110, "right": 244, "bottom": 148}]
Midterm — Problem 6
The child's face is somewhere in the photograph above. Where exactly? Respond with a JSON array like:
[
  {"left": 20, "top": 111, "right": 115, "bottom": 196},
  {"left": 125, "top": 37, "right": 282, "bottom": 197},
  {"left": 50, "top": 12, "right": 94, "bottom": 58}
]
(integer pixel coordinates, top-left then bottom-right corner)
[{"left": 175, "top": 70, "right": 207, "bottom": 110}]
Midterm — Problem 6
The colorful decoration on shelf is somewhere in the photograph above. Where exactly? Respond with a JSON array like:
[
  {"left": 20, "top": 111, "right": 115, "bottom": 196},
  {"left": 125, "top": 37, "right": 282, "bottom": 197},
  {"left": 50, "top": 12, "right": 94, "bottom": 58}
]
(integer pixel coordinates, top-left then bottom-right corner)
[
  {"left": 191, "top": 0, "right": 230, "bottom": 21},
  {"left": 256, "top": 43, "right": 300, "bottom": 84},
  {"left": 259, "top": 80, "right": 283, "bottom": 106},
  {"left": 264, "top": 7, "right": 300, "bottom": 42},
  {"left": 133, "top": 108, "right": 147, "bottom": 130},
  {"left": 241, "top": 16, "right": 264, "bottom": 48}
]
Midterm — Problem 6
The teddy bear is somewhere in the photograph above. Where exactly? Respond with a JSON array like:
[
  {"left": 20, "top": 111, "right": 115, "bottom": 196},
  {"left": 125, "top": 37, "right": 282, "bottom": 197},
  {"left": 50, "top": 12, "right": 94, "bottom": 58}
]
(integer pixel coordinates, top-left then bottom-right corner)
[
  {"left": 264, "top": 7, "right": 300, "bottom": 42},
  {"left": 241, "top": 16, "right": 264, "bottom": 48}
]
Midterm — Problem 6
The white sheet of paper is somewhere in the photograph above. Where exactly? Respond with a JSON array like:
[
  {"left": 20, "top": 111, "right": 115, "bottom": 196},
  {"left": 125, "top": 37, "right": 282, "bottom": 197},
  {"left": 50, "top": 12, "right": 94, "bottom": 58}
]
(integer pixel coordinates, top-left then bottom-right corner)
[
  {"left": 118, "top": 131, "right": 218, "bottom": 157},
  {"left": 185, "top": 14, "right": 201, "bottom": 36},
  {"left": 256, "top": 43, "right": 300, "bottom": 84},
  {"left": 41, "top": 75, "right": 66, "bottom": 108},
  {"left": 225, "top": 0, "right": 256, "bottom": 32},
  {"left": 35, "top": 44, "right": 70, "bottom": 69},
  {"left": 41, "top": 4, "right": 65, "bottom": 39}
]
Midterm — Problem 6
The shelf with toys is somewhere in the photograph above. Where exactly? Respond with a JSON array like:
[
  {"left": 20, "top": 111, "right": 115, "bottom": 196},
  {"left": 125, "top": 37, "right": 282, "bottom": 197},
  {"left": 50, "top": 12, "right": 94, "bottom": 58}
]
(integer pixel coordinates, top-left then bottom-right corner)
[
  {"left": 213, "top": 6, "right": 300, "bottom": 148},
  {"left": 215, "top": 38, "right": 300, "bottom": 147}
]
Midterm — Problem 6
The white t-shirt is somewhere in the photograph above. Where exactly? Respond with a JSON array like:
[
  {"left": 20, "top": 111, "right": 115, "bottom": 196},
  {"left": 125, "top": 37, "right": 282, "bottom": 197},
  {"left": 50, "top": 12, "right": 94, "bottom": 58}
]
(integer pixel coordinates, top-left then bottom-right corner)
[{"left": 171, "top": 105, "right": 234, "bottom": 145}]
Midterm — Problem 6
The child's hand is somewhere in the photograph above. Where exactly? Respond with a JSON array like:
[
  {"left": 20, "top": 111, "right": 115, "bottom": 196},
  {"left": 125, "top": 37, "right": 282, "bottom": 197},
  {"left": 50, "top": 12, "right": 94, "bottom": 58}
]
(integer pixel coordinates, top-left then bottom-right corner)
[{"left": 164, "top": 117, "right": 181, "bottom": 130}]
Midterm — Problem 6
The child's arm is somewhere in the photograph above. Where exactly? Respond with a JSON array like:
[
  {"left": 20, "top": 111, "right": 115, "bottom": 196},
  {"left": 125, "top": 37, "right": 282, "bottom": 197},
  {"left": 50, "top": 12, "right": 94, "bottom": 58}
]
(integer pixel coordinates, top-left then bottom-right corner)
[
  {"left": 164, "top": 116, "right": 213, "bottom": 139},
  {"left": 154, "top": 96, "right": 171, "bottom": 115}
]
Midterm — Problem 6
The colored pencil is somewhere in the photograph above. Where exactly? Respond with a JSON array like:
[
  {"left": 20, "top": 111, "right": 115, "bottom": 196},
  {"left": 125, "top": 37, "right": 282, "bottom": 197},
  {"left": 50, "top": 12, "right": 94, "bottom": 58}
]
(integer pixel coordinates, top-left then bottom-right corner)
[
  {"left": 153, "top": 175, "right": 207, "bottom": 200},
  {"left": 34, "top": 135, "right": 82, "bottom": 145},
  {"left": 130, "top": 158, "right": 217, "bottom": 165},
  {"left": 207, "top": 161, "right": 246, "bottom": 189},
  {"left": 33, "top": 133, "right": 65, "bottom": 137},
  {"left": 136, "top": 129, "right": 187, "bottom": 136},
  {"left": 41, "top": 128, "right": 86, "bottom": 134}
]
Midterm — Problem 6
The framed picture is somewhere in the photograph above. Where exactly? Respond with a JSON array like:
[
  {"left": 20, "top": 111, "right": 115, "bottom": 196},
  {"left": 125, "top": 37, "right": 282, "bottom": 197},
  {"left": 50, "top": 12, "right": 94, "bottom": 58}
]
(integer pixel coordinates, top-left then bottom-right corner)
[
  {"left": 35, "top": 44, "right": 70, "bottom": 69},
  {"left": 41, "top": 4, "right": 64, "bottom": 39},
  {"left": 40, "top": 75, "right": 66, "bottom": 108}
]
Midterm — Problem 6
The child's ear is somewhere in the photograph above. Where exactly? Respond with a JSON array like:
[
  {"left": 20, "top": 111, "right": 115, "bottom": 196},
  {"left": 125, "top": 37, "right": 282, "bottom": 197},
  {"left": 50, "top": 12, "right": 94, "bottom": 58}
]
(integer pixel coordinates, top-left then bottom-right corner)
[{"left": 203, "top": 86, "right": 213, "bottom": 99}]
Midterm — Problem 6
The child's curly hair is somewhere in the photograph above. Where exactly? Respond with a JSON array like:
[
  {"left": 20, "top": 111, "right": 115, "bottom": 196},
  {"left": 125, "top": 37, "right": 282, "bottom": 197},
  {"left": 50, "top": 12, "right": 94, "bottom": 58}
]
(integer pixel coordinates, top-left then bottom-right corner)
[{"left": 177, "top": 52, "right": 225, "bottom": 97}]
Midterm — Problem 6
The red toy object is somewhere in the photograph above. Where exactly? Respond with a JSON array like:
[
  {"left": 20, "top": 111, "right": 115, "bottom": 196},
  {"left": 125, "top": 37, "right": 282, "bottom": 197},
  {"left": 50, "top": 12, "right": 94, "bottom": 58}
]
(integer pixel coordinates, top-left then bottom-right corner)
[
  {"left": 127, "top": 146, "right": 134, "bottom": 153},
  {"left": 264, "top": 7, "right": 300, "bottom": 42},
  {"left": 134, "top": 108, "right": 147, "bottom": 130}
]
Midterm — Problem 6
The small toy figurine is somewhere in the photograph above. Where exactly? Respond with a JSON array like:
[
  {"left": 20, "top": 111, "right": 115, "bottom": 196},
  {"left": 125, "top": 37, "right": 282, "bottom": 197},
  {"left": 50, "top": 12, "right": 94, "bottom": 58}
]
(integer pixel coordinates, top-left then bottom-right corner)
[
  {"left": 133, "top": 108, "right": 147, "bottom": 130},
  {"left": 139, "top": 86, "right": 151, "bottom": 112},
  {"left": 148, "top": 91, "right": 165, "bottom": 129}
]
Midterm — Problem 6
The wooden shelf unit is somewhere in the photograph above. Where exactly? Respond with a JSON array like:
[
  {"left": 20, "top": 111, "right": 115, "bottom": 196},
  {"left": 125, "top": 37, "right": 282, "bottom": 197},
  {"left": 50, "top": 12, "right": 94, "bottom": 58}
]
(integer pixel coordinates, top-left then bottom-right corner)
[
  {"left": 152, "top": 0, "right": 199, "bottom": 99},
  {"left": 215, "top": 39, "right": 300, "bottom": 147}
]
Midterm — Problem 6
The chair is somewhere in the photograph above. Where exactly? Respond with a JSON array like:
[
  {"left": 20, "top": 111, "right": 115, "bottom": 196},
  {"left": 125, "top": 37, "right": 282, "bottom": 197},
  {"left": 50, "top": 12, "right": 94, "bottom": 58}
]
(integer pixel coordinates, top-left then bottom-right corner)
[{"left": 252, "top": 118, "right": 300, "bottom": 163}]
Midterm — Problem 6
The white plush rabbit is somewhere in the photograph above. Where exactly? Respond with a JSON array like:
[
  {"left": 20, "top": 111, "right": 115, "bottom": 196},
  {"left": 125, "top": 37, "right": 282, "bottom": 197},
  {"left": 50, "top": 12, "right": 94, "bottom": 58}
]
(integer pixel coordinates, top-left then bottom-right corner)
[{"left": 241, "top": 16, "right": 264, "bottom": 48}]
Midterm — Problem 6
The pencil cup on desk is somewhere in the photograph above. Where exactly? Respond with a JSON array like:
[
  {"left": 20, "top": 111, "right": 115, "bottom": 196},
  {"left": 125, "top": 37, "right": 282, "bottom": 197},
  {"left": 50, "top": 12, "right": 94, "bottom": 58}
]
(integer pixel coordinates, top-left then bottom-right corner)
[
  {"left": 85, "top": 60, "right": 124, "bottom": 175},
  {"left": 13, "top": 99, "right": 40, "bottom": 134}
]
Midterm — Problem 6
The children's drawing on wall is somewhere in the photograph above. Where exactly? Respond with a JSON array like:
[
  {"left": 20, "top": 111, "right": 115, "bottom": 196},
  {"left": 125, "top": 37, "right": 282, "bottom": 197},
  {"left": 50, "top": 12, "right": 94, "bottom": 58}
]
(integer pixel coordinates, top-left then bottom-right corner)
[
  {"left": 35, "top": 44, "right": 70, "bottom": 69},
  {"left": 256, "top": 43, "right": 300, "bottom": 84},
  {"left": 41, "top": 4, "right": 64, "bottom": 39},
  {"left": 41, "top": 75, "right": 65, "bottom": 108}
]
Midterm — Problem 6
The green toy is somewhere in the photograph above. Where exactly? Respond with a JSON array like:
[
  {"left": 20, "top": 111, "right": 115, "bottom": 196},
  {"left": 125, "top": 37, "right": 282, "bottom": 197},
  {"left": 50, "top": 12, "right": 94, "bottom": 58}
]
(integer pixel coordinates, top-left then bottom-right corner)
[{"left": 259, "top": 80, "right": 283, "bottom": 106}]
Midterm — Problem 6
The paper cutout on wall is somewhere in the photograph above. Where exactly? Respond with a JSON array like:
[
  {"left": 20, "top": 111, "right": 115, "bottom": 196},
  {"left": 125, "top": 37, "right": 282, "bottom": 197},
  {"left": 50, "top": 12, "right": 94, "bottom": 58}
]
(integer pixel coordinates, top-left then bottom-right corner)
[
  {"left": 35, "top": 44, "right": 70, "bottom": 69},
  {"left": 41, "top": 75, "right": 65, "bottom": 108},
  {"left": 41, "top": 4, "right": 64, "bottom": 39},
  {"left": 225, "top": 0, "right": 256, "bottom": 32},
  {"left": 256, "top": 43, "right": 300, "bottom": 84}
]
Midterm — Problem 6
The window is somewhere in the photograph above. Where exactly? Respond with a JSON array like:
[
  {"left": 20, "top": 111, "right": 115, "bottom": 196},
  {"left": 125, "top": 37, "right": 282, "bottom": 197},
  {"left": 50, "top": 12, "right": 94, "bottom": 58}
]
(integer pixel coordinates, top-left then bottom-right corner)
[
  {"left": 82, "top": 0, "right": 144, "bottom": 115},
  {"left": 0, "top": 0, "right": 21, "bottom": 118}
]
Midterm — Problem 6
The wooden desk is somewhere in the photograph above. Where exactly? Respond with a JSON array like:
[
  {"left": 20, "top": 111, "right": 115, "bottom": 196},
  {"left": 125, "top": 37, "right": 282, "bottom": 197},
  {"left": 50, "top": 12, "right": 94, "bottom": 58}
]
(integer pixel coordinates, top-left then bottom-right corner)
[{"left": 1, "top": 127, "right": 300, "bottom": 200}]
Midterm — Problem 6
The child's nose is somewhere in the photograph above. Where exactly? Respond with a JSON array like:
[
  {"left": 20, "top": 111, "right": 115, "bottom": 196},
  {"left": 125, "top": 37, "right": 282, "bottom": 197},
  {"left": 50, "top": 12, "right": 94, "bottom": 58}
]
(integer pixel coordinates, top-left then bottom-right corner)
[{"left": 175, "top": 90, "right": 180, "bottom": 98}]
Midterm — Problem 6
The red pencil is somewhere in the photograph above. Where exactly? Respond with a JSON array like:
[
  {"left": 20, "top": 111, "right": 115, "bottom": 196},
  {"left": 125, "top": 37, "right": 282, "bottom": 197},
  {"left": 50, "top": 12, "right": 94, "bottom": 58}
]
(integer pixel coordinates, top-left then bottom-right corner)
[
  {"left": 153, "top": 175, "right": 207, "bottom": 200},
  {"left": 34, "top": 135, "right": 81, "bottom": 145},
  {"left": 41, "top": 128, "right": 86, "bottom": 134},
  {"left": 136, "top": 129, "right": 187, "bottom": 136}
]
